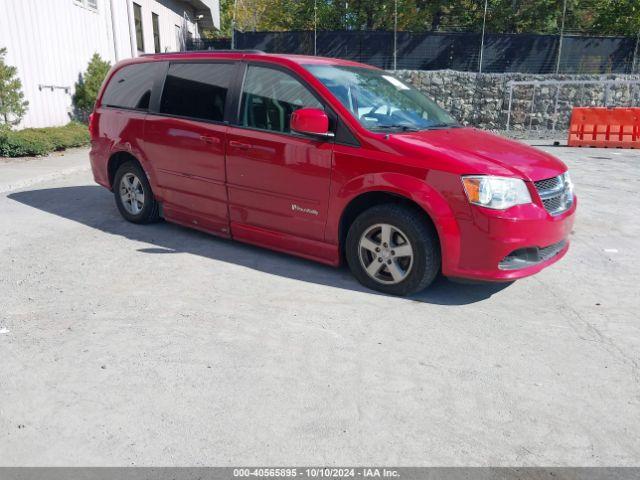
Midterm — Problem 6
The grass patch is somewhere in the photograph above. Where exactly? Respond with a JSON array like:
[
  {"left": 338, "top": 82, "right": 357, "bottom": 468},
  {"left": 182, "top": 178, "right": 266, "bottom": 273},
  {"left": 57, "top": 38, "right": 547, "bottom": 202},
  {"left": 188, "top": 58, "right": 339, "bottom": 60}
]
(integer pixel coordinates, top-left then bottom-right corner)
[{"left": 0, "top": 122, "right": 90, "bottom": 157}]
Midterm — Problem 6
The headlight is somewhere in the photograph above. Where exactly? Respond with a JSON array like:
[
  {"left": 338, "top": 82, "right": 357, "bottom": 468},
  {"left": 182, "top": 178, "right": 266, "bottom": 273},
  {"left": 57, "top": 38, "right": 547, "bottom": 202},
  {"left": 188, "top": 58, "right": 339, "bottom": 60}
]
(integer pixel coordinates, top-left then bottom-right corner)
[
  {"left": 461, "top": 175, "right": 532, "bottom": 210},
  {"left": 562, "top": 171, "right": 574, "bottom": 196}
]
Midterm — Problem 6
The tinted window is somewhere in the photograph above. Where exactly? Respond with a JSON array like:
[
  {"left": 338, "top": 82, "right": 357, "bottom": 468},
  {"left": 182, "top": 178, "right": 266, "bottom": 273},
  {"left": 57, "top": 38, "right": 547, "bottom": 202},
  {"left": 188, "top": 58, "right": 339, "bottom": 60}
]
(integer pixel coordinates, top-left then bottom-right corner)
[
  {"left": 102, "top": 62, "right": 161, "bottom": 110},
  {"left": 241, "top": 65, "right": 322, "bottom": 133},
  {"left": 160, "top": 63, "right": 233, "bottom": 122}
]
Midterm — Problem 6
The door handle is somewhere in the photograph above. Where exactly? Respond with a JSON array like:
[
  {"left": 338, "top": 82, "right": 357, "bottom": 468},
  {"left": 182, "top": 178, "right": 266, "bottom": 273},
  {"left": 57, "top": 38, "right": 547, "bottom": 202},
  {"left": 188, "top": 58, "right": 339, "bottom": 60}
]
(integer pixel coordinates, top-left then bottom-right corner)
[
  {"left": 200, "top": 135, "right": 220, "bottom": 145},
  {"left": 229, "top": 140, "right": 252, "bottom": 150}
]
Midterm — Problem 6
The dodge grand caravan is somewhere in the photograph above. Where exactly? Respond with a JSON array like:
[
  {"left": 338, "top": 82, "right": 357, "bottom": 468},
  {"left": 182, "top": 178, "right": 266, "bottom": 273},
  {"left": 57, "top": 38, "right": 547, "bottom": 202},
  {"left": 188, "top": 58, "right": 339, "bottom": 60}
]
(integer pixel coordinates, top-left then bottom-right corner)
[{"left": 89, "top": 51, "right": 576, "bottom": 296}]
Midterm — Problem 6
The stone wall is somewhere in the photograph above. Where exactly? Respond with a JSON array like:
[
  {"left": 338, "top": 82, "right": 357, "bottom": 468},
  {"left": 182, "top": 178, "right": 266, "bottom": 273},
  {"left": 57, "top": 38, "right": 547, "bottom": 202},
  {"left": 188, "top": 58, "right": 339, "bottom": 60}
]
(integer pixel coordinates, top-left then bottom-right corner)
[{"left": 394, "top": 70, "right": 640, "bottom": 131}]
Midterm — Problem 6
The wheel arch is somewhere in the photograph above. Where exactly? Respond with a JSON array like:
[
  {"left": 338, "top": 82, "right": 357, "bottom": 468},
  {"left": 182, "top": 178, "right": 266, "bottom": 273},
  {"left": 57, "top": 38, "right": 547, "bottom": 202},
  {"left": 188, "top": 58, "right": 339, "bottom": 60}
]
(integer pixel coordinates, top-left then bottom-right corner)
[
  {"left": 330, "top": 173, "right": 462, "bottom": 272},
  {"left": 109, "top": 150, "right": 161, "bottom": 224},
  {"left": 338, "top": 190, "right": 437, "bottom": 254},
  {"left": 107, "top": 151, "right": 143, "bottom": 190}
]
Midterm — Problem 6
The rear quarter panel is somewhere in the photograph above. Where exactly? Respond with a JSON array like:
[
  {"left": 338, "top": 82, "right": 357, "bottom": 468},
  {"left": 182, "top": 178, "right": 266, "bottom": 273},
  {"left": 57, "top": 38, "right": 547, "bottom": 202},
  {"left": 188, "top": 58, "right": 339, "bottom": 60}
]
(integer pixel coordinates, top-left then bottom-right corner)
[
  {"left": 90, "top": 108, "right": 151, "bottom": 191},
  {"left": 89, "top": 58, "right": 160, "bottom": 191}
]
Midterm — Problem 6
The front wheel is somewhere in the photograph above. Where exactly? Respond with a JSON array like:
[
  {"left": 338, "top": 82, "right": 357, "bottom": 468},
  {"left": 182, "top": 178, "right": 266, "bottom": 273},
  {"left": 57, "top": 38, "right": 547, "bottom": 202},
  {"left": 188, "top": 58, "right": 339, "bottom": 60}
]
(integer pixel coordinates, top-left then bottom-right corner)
[{"left": 345, "top": 204, "right": 440, "bottom": 296}]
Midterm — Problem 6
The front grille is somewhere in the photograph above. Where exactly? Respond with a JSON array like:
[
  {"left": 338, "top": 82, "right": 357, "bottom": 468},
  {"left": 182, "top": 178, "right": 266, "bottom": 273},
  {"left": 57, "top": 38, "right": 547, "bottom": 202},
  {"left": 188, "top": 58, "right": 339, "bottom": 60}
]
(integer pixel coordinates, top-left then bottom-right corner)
[
  {"left": 542, "top": 195, "right": 564, "bottom": 213},
  {"left": 538, "top": 240, "right": 567, "bottom": 262},
  {"left": 534, "top": 176, "right": 561, "bottom": 191},
  {"left": 534, "top": 175, "right": 573, "bottom": 216}
]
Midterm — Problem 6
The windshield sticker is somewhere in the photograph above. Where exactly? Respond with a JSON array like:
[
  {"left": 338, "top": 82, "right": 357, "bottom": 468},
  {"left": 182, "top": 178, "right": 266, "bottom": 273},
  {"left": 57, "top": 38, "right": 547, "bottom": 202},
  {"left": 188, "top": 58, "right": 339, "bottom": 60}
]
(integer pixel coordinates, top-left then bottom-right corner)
[{"left": 382, "top": 75, "right": 410, "bottom": 90}]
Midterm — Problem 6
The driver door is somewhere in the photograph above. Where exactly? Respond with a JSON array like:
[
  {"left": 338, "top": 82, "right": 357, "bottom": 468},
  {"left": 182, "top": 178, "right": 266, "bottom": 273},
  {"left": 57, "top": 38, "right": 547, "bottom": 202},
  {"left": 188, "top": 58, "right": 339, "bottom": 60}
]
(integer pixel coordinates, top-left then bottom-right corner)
[{"left": 226, "top": 64, "right": 334, "bottom": 242}]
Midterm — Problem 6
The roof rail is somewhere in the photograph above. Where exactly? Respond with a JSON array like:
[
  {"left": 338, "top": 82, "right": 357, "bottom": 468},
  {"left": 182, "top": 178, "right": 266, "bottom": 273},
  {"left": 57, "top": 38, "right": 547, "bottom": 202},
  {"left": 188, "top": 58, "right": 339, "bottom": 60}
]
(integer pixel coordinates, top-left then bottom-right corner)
[{"left": 141, "top": 49, "right": 265, "bottom": 56}]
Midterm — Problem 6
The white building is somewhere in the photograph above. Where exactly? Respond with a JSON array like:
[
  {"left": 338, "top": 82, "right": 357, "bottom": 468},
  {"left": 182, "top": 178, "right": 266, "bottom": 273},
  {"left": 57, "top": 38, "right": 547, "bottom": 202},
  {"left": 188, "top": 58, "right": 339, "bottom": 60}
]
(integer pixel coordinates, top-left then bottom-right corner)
[{"left": 0, "top": 0, "right": 220, "bottom": 128}]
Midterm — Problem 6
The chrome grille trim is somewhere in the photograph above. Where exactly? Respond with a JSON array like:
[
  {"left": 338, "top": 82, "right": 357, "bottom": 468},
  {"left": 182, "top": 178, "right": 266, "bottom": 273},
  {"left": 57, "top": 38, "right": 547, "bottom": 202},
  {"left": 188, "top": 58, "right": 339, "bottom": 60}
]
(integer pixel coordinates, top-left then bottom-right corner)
[{"left": 534, "top": 175, "right": 573, "bottom": 216}]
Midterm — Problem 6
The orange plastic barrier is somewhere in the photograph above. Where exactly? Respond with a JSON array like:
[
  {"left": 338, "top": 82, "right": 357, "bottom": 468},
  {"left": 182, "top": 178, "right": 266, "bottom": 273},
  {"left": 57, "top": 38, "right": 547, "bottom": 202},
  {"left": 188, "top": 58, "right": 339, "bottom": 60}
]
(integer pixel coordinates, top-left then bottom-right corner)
[{"left": 568, "top": 107, "right": 640, "bottom": 148}]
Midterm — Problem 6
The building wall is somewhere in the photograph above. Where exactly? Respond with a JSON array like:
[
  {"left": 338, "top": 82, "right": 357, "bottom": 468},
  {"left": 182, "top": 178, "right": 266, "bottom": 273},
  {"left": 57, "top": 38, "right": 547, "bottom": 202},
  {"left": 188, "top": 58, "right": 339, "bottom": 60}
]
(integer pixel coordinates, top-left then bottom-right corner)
[
  {"left": 132, "top": 0, "right": 197, "bottom": 55},
  {"left": 0, "top": 0, "right": 117, "bottom": 128},
  {"left": 0, "top": 0, "right": 210, "bottom": 129}
]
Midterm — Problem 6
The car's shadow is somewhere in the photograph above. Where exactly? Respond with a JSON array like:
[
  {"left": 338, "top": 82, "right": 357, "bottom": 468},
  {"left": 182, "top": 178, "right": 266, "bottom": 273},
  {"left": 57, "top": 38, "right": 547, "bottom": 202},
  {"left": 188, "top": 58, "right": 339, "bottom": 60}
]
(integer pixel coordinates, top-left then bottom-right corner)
[{"left": 8, "top": 185, "right": 512, "bottom": 305}]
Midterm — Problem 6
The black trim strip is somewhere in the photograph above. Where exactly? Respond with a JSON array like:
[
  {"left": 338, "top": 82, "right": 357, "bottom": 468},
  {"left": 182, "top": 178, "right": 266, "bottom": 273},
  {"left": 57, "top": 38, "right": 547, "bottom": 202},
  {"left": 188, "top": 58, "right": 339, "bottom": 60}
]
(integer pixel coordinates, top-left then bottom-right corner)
[{"left": 148, "top": 61, "right": 169, "bottom": 114}]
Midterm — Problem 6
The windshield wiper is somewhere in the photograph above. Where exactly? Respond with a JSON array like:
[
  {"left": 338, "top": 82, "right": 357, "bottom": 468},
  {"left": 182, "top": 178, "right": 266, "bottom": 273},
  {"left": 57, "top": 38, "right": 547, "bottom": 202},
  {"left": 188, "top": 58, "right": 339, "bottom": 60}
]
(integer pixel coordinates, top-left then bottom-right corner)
[
  {"left": 424, "top": 122, "right": 460, "bottom": 129},
  {"left": 372, "top": 124, "right": 420, "bottom": 132}
]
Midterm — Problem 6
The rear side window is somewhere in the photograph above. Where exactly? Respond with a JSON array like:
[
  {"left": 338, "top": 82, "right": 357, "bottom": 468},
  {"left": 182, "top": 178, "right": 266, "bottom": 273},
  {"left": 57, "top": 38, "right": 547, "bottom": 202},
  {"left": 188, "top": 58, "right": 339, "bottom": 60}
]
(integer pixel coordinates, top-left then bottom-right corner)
[
  {"left": 160, "top": 62, "right": 234, "bottom": 122},
  {"left": 101, "top": 62, "right": 161, "bottom": 110},
  {"left": 241, "top": 65, "right": 322, "bottom": 133}
]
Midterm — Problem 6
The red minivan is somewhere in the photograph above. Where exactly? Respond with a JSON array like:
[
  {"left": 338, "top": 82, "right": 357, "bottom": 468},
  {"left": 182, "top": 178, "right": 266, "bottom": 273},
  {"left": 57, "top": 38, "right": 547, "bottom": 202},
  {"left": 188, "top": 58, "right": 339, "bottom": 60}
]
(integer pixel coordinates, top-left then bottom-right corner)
[{"left": 89, "top": 51, "right": 576, "bottom": 295}]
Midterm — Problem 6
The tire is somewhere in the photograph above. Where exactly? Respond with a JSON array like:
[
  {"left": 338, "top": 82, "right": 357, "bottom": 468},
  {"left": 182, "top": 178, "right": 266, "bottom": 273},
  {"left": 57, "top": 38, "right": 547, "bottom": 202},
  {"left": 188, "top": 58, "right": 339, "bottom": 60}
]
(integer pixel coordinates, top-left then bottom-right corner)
[
  {"left": 345, "top": 204, "right": 440, "bottom": 296},
  {"left": 113, "top": 160, "right": 160, "bottom": 224}
]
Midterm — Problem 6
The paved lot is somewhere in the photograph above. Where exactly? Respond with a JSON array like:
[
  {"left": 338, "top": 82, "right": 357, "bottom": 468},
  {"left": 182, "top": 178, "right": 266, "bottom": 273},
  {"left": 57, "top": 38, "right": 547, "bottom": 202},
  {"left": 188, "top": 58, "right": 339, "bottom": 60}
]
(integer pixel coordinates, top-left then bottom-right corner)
[{"left": 0, "top": 144, "right": 639, "bottom": 466}]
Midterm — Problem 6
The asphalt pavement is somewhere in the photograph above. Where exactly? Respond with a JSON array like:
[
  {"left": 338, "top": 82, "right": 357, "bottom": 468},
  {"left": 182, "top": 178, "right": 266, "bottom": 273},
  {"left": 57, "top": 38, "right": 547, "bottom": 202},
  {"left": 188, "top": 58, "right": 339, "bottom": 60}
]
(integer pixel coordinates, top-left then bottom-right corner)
[{"left": 1, "top": 144, "right": 639, "bottom": 465}]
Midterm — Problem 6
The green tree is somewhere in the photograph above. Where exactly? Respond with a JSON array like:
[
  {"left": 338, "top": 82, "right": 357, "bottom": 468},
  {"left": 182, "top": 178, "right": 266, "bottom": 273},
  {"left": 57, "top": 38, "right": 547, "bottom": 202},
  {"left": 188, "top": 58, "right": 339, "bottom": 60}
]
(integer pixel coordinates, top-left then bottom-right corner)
[
  {"left": 72, "top": 53, "right": 111, "bottom": 121},
  {"left": 0, "top": 47, "right": 28, "bottom": 126},
  {"left": 214, "top": 0, "right": 640, "bottom": 35},
  {"left": 590, "top": 0, "right": 640, "bottom": 36}
]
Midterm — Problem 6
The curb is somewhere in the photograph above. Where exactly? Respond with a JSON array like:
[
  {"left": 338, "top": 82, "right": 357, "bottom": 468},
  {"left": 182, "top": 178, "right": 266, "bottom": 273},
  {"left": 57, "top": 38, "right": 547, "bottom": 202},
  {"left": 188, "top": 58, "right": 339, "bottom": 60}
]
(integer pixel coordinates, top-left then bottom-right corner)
[{"left": 0, "top": 165, "right": 91, "bottom": 194}]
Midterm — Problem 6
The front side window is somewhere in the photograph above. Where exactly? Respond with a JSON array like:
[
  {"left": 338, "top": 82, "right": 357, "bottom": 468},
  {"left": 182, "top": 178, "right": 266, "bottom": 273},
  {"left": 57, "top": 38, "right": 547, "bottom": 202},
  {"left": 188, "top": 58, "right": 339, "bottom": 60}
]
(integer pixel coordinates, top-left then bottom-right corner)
[
  {"left": 102, "top": 62, "right": 162, "bottom": 110},
  {"left": 240, "top": 65, "right": 322, "bottom": 134},
  {"left": 133, "top": 3, "right": 144, "bottom": 53},
  {"left": 160, "top": 63, "right": 234, "bottom": 122},
  {"left": 305, "top": 65, "right": 457, "bottom": 133}
]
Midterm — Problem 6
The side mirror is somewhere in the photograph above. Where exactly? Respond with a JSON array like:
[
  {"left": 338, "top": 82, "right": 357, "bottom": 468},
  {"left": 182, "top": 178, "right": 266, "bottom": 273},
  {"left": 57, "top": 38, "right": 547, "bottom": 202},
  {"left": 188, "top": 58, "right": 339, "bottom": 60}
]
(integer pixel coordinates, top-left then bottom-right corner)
[{"left": 291, "top": 108, "right": 334, "bottom": 138}]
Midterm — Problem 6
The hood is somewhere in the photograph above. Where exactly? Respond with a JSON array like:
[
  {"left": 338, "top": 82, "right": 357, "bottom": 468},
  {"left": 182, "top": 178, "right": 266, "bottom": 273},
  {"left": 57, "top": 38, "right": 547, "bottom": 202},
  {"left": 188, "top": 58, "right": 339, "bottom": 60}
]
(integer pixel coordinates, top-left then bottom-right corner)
[{"left": 387, "top": 127, "right": 567, "bottom": 181}]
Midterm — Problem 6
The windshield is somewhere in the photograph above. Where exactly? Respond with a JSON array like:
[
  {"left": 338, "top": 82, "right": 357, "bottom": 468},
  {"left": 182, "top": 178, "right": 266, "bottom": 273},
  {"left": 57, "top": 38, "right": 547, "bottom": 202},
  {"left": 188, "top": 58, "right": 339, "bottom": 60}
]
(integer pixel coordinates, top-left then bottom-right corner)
[{"left": 304, "top": 65, "right": 458, "bottom": 133}]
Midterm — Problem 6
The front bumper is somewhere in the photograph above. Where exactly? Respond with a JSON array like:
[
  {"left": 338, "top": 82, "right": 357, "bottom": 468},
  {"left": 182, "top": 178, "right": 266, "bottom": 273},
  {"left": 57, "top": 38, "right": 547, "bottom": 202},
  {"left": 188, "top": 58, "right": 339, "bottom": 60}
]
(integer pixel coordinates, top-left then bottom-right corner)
[{"left": 443, "top": 197, "right": 577, "bottom": 282}]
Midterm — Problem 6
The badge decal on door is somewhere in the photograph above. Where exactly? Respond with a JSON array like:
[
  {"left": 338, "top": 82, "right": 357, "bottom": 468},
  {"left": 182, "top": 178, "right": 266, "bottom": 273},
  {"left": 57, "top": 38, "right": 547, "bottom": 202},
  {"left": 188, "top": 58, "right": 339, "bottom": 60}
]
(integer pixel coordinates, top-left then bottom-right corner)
[{"left": 291, "top": 204, "right": 319, "bottom": 216}]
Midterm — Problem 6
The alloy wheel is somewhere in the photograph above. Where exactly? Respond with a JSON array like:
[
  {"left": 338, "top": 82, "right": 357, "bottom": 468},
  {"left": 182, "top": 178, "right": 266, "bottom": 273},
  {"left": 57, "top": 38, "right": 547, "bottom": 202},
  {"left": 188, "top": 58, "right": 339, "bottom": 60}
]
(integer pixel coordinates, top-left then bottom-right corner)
[
  {"left": 358, "top": 223, "right": 414, "bottom": 285},
  {"left": 119, "top": 172, "right": 145, "bottom": 215}
]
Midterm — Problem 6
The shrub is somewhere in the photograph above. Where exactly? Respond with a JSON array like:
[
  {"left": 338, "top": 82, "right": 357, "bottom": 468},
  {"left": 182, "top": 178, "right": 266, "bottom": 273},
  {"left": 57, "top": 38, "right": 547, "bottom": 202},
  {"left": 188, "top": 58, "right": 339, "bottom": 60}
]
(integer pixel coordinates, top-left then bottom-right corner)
[
  {"left": 73, "top": 53, "right": 111, "bottom": 122},
  {"left": 0, "top": 47, "right": 29, "bottom": 126},
  {"left": 0, "top": 122, "right": 89, "bottom": 157},
  {"left": 0, "top": 129, "right": 53, "bottom": 157},
  {"left": 39, "top": 122, "right": 90, "bottom": 150}
]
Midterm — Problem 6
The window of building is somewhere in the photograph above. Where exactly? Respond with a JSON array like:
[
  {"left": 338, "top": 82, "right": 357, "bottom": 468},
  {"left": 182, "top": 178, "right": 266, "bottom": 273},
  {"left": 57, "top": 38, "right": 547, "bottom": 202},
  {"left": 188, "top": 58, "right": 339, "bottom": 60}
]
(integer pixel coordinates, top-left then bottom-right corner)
[
  {"left": 73, "top": 0, "right": 98, "bottom": 12},
  {"left": 175, "top": 25, "right": 184, "bottom": 51},
  {"left": 240, "top": 66, "right": 323, "bottom": 133},
  {"left": 152, "top": 13, "right": 161, "bottom": 53},
  {"left": 133, "top": 3, "right": 144, "bottom": 53},
  {"left": 160, "top": 63, "right": 234, "bottom": 122},
  {"left": 101, "top": 62, "right": 162, "bottom": 110}
]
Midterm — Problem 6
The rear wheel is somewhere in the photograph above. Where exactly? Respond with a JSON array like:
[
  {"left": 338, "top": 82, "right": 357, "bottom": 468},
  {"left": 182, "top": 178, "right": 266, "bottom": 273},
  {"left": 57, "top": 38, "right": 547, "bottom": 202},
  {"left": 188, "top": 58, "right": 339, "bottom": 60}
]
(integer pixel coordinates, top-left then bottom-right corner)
[
  {"left": 345, "top": 204, "right": 440, "bottom": 296},
  {"left": 113, "top": 161, "right": 160, "bottom": 224}
]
